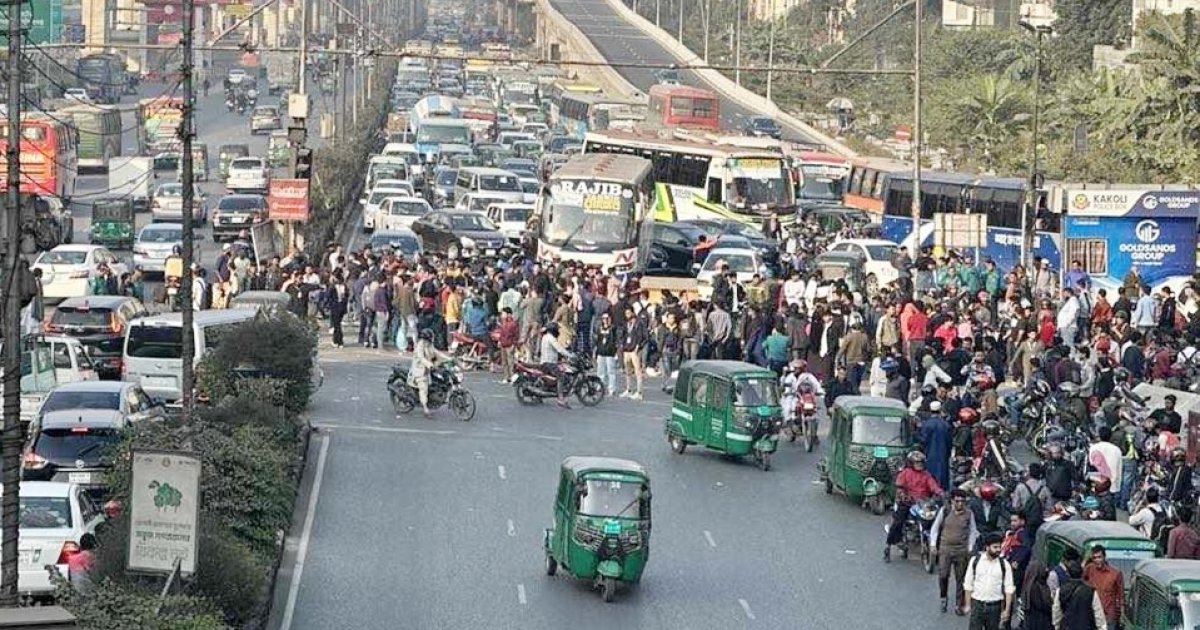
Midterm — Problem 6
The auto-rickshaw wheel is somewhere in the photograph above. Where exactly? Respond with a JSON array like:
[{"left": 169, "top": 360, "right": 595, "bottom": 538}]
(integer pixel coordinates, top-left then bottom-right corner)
[
  {"left": 668, "top": 434, "right": 687, "bottom": 454},
  {"left": 544, "top": 553, "right": 557, "bottom": 576},
  {"left": 868, "top": 494, "right": 886, "bottom": 515},
  {"left": 600, "top": 577, "right": 616, "bottom": 603}
]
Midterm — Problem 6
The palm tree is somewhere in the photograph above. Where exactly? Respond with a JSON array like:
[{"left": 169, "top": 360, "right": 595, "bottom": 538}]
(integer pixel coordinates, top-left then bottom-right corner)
[{"left": 951, "top": 74, "right": 1030, "bottom": 169}]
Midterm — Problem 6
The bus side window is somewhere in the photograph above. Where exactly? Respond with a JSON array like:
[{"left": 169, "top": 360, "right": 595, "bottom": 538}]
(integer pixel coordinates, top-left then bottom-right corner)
[{"left": 707, "top": 178, "right": 723, "bottom": 204}]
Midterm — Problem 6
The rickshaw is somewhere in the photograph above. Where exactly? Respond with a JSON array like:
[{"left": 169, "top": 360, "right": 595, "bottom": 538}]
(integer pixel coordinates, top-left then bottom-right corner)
[
  {"left": 1124, "top": 559, "right": 1200, "bottom": 629},
  {"left": 820, "top": 395, "right": 910, "bottom": 515},
  {"left": 1031, "top": 521, "right": 1158, "bottom": 589},
  {"left": 267, "top": 131, "right": 290, "bottom": 168},
  {"left": 544, "top": 457, "right": 651, "bottom": 603},
  {"left": 664, "top": 361, "right": 783, "bottom": 471},
  {"left": 217, "top": 143, "right": 250, "bottom": 180},
  {"left": 88, "top": 199, "right": 135, "bottom": 249}
]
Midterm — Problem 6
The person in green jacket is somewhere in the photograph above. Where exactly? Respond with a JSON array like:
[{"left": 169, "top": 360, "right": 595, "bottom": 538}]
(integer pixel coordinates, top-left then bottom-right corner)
[
  {"left": 764, "top": 324, "right": 791, "bottom": 376},
  {"left": 983, "top": 259, "right": 1002, "bottom": 298}
]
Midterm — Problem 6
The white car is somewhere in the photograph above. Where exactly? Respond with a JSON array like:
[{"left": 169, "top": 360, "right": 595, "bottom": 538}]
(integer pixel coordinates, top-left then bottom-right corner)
[
  {"left": 63, "top": 88, "right": 93, "bottom": 104},
  {"left": 485, "top": 202, "right": 533, "bottom": 244},
  {"left": 372, "top": 179, "right": 415, "bottom": 197},
  {"left": 379, "top": 196, "right": 432, "bottom": 231},
  {"left": 226, "top": 157, "right": 270, "bottom": 193},
  {"left": 150, "top": 181, "right": 207, "bottom": 225},
  {"left": 826, "top": 238, "right": 902, "bottom": 294},
  {"left": 33, "top": 245, "right": 128, "bottom": 300},
  {"left": 696, "top": 247, "right": 770, "bottom": 301},
  {"left": 133, "top": 222, "right": 202, "bottom": 273},
  {"left": 3, "top": 481, "right": 106, "bottom": 596},
  {"left": 361, "top": 187, "right": 414, "bottom": 232}
]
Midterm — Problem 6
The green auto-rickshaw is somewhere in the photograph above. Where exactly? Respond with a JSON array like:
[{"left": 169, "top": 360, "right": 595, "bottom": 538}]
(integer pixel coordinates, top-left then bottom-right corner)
[
  {"left": 1032, "top": 521, "right": 1158, "bottom": 588},
  {"left": 217, "top": 143, "right": 250, "bottom": 180},
  {"left": 1124, "top": 559, "right": 1200, "bottom": 629},
  {"left": 820, "top": 395, "right": 910, "bottom": 515},
  {"left": 267, "top": 131, "right": 290, "bottom": 168},
  {"left": 88, "top": 199, "right": 135, "bottom": 249},
  {"left": 544, "top": 456, "right": 651, "bottom": 603},
  {"left": 664, "top": 361, "right": 783, "bottom": 471}
]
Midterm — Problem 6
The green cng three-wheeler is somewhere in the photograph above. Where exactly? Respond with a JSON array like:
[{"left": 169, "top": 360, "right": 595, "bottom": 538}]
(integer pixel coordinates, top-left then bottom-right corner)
[
  {"left": 1124, "top": 559, "right": 1200, "bottom": 629},
  {"left": 267, "top": 131, "right": 290, "bottom": 168},
  {"left": 89, "top": 199, "right": 135, "bottom": 249},
  {"left": 1032, "top": 520, "right": 1159, "bottom": 588},
  {"left": 544, "top": 457, "right": 651, "bottom": 603},
  {"left": 664, "top": 361, "right": 783, "bottom": 471},
  {"left": 820, "top": 396, "right": 910, "bottom": 515}
]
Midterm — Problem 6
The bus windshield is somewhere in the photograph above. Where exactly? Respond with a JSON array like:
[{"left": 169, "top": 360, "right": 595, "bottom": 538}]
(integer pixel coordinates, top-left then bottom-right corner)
[
  {"left": 729, "top": 158, "right": 792, "bottom": 208},
  {"left": 799, "top": 165, "right": 846, "bottom": 202},
  {"left": 417, "top": 124, "right": 470, "bottom": 144},
  {"left": 542, "top": 184, "right": 636, "bottom": 249}
]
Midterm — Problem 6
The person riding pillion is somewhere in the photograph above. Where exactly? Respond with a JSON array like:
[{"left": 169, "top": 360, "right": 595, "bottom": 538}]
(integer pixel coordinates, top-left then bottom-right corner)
[{"left": 539, "top": 322, "right": 575, "bottom": 409}]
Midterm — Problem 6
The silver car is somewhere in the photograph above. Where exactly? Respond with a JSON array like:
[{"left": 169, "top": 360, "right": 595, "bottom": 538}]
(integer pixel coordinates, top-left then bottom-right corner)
[
  {"left": 150, "top": 182, "right": 207, "bottom": 226},
  {"left": 132, "top": 223, "right": 203, "bottom": 273}
]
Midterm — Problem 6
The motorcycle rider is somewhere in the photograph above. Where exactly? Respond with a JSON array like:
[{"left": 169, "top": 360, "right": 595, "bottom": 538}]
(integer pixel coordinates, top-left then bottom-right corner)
[
  {"left": 978, "top": 419, "right": 1009, "bottom": 481},
  {"left": 781, "top": 360, "right": 823, "bottom": 425},
  {"left": 1091, "top": 476, "right": 1118, "bottom": 521},
  {"left": 971, "top": 481, "right": 1010, "bottom": 551},
  {"left": 1043, "top": 443, "right": 1078, "bottom": 502},
  {"left": 930, "top": 489, "right": 978, "bottom": 615},
  {"left": 1165, "top": 447, "right": 1195, "bottom": 504},
  {"left": 884, "top": 451, "right": 944, "bottom": 563},
  {"left": 539, "top": 322, "right": 575, "bottom": 409},
  {"left": 409, "top": 328, "right": 453, "bottom": 416}
]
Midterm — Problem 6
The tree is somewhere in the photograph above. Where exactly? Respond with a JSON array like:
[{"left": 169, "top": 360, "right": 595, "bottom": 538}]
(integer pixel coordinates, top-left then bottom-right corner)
[
  {"left": 949, "top": 74, "right": 1029, "bottom": 170},
  {"left": 1051, "top": 0, "right": 1132, "bottom": 72}
]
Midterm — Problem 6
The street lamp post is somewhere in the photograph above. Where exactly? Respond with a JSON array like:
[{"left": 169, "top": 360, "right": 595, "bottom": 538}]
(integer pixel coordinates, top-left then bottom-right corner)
[
  {"left": 910, "top": 0, "right": 922, "bottom": 261},
  {"left": 1019, "top": 19, "right": 1051, "bottom": 271}
]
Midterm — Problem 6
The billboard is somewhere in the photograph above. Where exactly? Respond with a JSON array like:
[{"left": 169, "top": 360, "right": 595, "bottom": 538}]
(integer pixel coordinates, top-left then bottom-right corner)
[
  {"left": 127, "top": 450, "right": 201, "bottom": 575},
  {"left": 268, "top": 178, "right": 310, "bottom": 221},
  {"left": 0, "top": 0, "right": 64, "bottom": 44},
  {"left": 1064, "top": 189, "right": 1200, "bottom": 291}
]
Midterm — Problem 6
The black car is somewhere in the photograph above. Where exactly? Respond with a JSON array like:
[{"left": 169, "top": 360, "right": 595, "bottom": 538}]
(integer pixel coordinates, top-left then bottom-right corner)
[
  {"left": 211, "top": 193, "right": 268, "bottom": 241},
  {"left": 410, "top": 210, "right": 511, "bottom": 259},
  {"left": 677, "top": 218, "right": 781, "bottom": 271},
  {"left": 743, "top": 115, "right": 783, "bottom": 139},
  {"left": 641, "top": 222, "right": 750, "bottom": 277},
  {"left": 43, "top": 296, "right": 148, "bottom": 379}
]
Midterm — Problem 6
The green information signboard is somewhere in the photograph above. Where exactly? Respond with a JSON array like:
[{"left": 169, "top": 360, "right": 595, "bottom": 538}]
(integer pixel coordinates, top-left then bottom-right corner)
[{"left": 0, "top": 0, "right": 64, "bottom": 44}]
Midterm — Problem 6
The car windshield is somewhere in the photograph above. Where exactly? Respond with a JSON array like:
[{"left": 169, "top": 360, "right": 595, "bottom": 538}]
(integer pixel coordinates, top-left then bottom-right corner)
[
  {"left": 480, "top": 174, "right": 519, "bottom": 192},
  {"left": 51, "top": 308, "right": 114, "bottom": 328},
  {"left": 704, "top": 254, "right": 756, "bottom": 274},
  {"left": 502, "top": 207, "right": 532, "bottom": 222},
  {"left": 37, "top": 251, "right": 87, "bottom": 265},
  {"left": 371, "top": 235, "right": 421, "bottom": 255},
  {"left": 19, "top": 497, "right": 73, "bottom": 529},
  {"left": 369, "top": 191, "right": 408, "bottom": 205},
  {"left": 864, "top": 245, "right": 895, "bottom": 260},
  {"left": 417, "top": 124, "right": 470, "bottom": 144},
  {"left": 126, "top": 325, "right": 183, "bottom": 359},
  {"left": 140, "top": 227, "right": 183, "bottom": 242},
  {"left": 799, "top": 165, "right": 846, "bottom": 201},
  {"left": 851, "top": 415, "right": 906, "bottom": 444},
  {"left": 520, "top": 180, "right": 539, "bottom": 193},
  {"left": 218, "top": 197, "right": 262, "bottom": 211},
  {"left": 389, "top": 201, "right": 428, "bottom": 216},
  {"left": 253, "top": 108, "right": 277, "bottom": 117},
  {"left": 732, "top": 174, "right": 791, "bottom": 208},
  {"left": 734, "top": 378, "right": 779, "bottom": 406},
  {"left": 33, "top": 428, "right": 120, "bottom": 465},
  {"left": 580, "top": 478, "right": 642, "bottom": 519},
  {"left": 231, "top": 158, "right": 262, "bottom": 169},
  {"left": 157, "top": 185, "right": 182, "bottom": 197},
  {"left": 41, "top": 391, "right": 122, "bottom": 413},
  {"left": 437, "top": 170, "right": 458, "bottom": 185},
  {"left": 450, "top": 214, "right": 497, "bottom": 230}
]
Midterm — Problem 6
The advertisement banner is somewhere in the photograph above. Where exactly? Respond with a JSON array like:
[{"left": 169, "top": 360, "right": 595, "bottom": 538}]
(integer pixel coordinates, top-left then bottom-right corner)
[
  {"left": 127, "top": 450, "right": 201, "bottom": 575},
  {"left": 0, "top": 0, "right": 64, "bottom": 44},
  {"left": 269, "top": 178, "right": 310, "bottom": 221},
  {"left": 1066, "top": 189, "right": 1200, "bottom": 218},
  {"left": 1065, "top": 215, "right": 1197, "bottom": 289}
]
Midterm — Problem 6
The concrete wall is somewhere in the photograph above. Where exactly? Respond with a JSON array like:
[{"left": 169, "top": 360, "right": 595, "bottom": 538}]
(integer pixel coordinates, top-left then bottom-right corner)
[{"left": 600, "top": 0, "right": 857, "bottom": 158}]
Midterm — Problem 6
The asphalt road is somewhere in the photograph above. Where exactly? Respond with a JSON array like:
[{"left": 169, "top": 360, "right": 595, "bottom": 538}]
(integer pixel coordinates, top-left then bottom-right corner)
[
  {"left": 547, "top": 0, "right": 825, "bottom": 145},
  {"left": 272, "top": 339, "right": 965, "bottom": 630}
]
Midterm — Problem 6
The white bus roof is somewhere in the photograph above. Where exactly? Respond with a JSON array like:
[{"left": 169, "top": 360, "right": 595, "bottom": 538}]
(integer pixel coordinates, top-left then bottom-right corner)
[
  {"left": 584, "top": 130, "right": 786, "bottom": 158},
  {"left": 550, "top": 153, "right": 653, "bottom": 184}
]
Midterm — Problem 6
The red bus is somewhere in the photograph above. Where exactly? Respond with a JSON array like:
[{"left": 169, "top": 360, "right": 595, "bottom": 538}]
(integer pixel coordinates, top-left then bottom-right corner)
[
  {"left": 0, "top": 117, "right": 78, "bottom": 200},
  {"left": 647, "top": 84, "right": 720, "bottom": 131}
]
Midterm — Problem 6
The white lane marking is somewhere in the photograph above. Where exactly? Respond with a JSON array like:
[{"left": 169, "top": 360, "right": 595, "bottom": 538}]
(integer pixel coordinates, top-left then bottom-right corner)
[
  {"left": 312, "top": 423, "right": 456, "bottom": 435},
  {"left": 498, "top": 465, "right": 507, "bottom": 480},
  {"left": 517, "top": 583, "right": 527, "bottom": 605},
  {"left": 507, "top": 519, "right": 516, "bottom": 537},
  {"left": 280, "top": 433, "right": 331, "bottom": 630},
  {"left": 738, "top": 598, "right": 756, "bottom": 620},
  {"left": 703, "top": 530, "right": 716, "bottom": 548},
  {"left": 534, "top": 435, "right": 564, "bottom": 441}
]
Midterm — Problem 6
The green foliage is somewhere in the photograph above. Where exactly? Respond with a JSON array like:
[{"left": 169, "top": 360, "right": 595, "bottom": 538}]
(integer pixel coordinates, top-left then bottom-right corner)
[
  {"left": 1051, "top": 0, "right": 1132, "bottom": 71},
  {"left": 196, "top": 311, "right": 318, "bottom": 414},
  {"left": 53, "top": 576, "right": 229, "bottom": 630}
]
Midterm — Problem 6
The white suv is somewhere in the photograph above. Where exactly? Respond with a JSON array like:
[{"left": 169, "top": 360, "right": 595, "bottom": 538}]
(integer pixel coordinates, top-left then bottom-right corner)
[
  {"left": 826, "top": 238, "right": 903, "bottom": 294},
  {"left": 226, "top": 157, "right": 270, "bottom": 193}
]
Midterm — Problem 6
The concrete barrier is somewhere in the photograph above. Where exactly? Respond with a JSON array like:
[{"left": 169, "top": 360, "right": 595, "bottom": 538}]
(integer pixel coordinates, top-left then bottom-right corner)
[
  {"left": 601, "top": 0, "right": 858, "bottom": 158},
  {"left": 535, "top": 0, "right": 640, "bottom": 98}
]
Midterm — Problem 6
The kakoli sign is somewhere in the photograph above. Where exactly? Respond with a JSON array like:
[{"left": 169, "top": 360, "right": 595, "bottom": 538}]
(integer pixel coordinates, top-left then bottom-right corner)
[
  {"left": 1067, "top": 189, "right": 1200, "bottom": 217},
  {"left": 268, "top": 179, "right": 310, "bottom": 222}
]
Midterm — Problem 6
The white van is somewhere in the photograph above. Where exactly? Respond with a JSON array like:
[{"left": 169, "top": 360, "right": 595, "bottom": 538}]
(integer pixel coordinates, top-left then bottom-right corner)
[
  {"left": 122, "top": 309, "right": 259, "bottom": 402},
  {"left": 453, "top": 167, "right": 525, "bottom": 204},
  {"left": 37, "top": 335, "right": 98, "bottom": 384}
]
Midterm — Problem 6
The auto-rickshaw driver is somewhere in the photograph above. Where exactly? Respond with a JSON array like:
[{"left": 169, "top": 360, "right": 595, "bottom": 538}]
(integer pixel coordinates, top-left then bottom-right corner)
[{"left": 884, "top": 451, "right": 944, "bottom": 562}]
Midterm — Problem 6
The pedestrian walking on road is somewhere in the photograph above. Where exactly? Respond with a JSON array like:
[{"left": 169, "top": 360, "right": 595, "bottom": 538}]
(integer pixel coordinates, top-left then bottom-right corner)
[
  {"left": 1052, "top": 559, "right": 1106, "bottom": 630},
  {"left": 325, "top": 273, "right": 349, "bottom": 348},
  {"left": 930, "top": 489, "right": 977, "bottom": 615},
  {"left": 962, "top": 533, "right": 1015, "bottom": 630}
]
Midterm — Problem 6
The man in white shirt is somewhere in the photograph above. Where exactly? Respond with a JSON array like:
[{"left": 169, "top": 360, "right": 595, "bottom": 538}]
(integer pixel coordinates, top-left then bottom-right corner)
[
  {"left": 1056, "top": 288, "right": 1080, "bottom": 347},
  {"left": 962, "top": 533, "right": 1015, "bottom": 630}
]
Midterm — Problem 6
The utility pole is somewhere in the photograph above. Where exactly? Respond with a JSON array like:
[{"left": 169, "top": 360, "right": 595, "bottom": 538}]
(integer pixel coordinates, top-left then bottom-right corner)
[
  {"left": 766, "top": 0, "right": 777, "bottom": 100},
  {"left": 179, "top": 0, "right": 197, "bottom": 421},
  {"left": 1019, "top": 20, "right": 1050, "bottom": 271},
  {"left": 655, "top": 0, "right": 660, "bottom": 27},
  {"left": 702, "top": 0, "right": 710, "bottom": 63},
  {"left": 910, "top": 0, "right": 922, "bottom": 262},
  {"left": 1, "top": 0, "right": 23, "bottom": 604},
  {"left": 734, "top": 0, "right": 742, "bottom": 85},
  {"left": 676, "top": 0, "right": 683, "bottom": 41}
]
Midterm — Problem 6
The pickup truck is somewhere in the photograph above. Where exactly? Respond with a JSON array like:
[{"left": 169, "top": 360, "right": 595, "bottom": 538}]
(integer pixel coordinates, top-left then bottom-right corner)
[{"left": 226, "top": 157, "right": 270, "bottom": 193}]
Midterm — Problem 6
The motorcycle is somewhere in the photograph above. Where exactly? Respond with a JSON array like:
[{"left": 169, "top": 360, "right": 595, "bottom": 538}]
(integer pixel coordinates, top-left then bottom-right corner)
[
  {"left": 797, "top": 386, "right": 820, "bottom": 452},
  {"left": 449, "top": 329, "right": 500, "bottom": 372},
  {"left": 898, "top": 498, "right": 940, "bottom": 573},
  {"left": 387, "top": 360, "right": 476, "bottom": 421},
  {"left": 225, "top": 98, "right": 235, "bottom": 112},
  {"left": 513, "top": 354, "right": 605, "bottom": 407}
]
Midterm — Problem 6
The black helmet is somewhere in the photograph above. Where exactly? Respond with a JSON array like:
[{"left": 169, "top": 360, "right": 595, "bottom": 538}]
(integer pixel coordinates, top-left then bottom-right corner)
[
  {"left": 981, "top": 419, "right": 1000, "bottom": 437},
  {"left": 418, "top": 329, "right": 434, "bottom": 342},
  {"left": 921, "top": 384, "right": 936, "bottom": 397},
  {"left": 544, "top": 322, "right": 560, "bottom": 337}
]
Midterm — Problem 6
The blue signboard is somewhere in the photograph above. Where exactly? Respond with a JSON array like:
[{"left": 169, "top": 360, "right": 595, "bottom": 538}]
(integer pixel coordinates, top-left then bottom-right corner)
[{"left": 1064, "top": 189, "right": 1200, "bottom": 291}]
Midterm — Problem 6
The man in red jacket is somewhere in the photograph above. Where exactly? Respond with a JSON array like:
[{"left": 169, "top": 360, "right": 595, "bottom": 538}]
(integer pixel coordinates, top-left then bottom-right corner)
[
  {"left": 885, "top": 451, "right": 944, "bottom": 562},
  {"left": 496, "top": 307, "right": 520, "bottom": 383}
]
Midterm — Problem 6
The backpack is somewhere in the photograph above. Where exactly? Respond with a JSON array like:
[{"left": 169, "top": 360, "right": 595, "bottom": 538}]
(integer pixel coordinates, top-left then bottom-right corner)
[
  {"left": 969, "top": 552, "right": 1008, "bottom": 591},
  {"left": 1019, "top": 481, "right": 1046, "bottom": 532},
  {"left": 1148, "top": 505, "right": 1171, "bottom": 553}
]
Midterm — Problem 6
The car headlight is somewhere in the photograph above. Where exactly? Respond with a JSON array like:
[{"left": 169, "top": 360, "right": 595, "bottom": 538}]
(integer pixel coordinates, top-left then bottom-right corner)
[{"left": 460, "top": 236, "right": 476, "bottom": 249}]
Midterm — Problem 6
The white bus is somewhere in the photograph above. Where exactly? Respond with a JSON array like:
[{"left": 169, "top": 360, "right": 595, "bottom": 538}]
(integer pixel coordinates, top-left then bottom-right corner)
[
  {"left": 537, "top": 153, "right": 654, "bottom": 271},
  {"left": 581, "top": 129, "right": 795, "bottom": 226}
]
